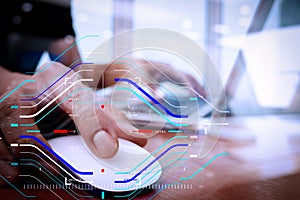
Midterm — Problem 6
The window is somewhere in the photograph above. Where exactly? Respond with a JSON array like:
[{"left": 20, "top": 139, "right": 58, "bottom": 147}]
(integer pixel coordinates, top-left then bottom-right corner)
[{"left": 70, "top": 0, "right": 300, "bottom": 115}]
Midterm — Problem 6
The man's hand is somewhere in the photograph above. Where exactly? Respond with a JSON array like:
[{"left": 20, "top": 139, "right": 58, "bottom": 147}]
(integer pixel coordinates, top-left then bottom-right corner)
[
  {"left": 0, "top": 62, "right": 147, "bottom": 185},
  {"left": 33, "top": 62, "right": 147, "bottom": 158}
]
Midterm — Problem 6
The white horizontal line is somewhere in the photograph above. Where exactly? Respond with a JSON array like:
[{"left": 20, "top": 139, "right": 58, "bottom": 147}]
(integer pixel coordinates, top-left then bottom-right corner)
[
  {"left": 10, "top": 143, "right": 19, "bottom": 147},
  {"left": 68, "top": 114, "right": 79, "bottom": 117},
  {"left": 189, "top": 136, "right": 198, "bottom": 139},
  {"left": 189, "top": 154, "right": 198, "bottom": 158},
  {"left": 114, "top": 69, "right": 130, "bottom": 72}
]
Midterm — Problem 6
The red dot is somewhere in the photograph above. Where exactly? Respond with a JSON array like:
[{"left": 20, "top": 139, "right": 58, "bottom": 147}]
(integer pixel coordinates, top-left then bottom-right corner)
[
  {"left": 100, "top": 104, "right": 105, "bottom": 109},
  {"left": 101, "top": 168, "right": 105, "bottom": 173}
]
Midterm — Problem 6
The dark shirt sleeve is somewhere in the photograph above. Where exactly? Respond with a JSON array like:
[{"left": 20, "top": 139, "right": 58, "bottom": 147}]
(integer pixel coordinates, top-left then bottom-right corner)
[
  {"left": 0, "top": 0, "right": 75, "bottom": 39},
  {"left": 0, "top": 0, "right": 76, "bottom": 73}
]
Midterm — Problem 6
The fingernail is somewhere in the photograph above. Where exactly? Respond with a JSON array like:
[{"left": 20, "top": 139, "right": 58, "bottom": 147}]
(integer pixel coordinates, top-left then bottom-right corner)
[{"left": 93, "top": 130, "right": 118, "bottom": 158}]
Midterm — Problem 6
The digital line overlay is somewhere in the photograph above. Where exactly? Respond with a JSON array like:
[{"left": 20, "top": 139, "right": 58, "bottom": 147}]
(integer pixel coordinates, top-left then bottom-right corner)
[
  {"left": 180, "top": 152, "right": 229, "bottom": 181},
  {"left": 0, "top": 80, "right": 35, "bottom": 103},
  {"left": 114, "top": 143, "right": 188, "bottom": 183},
  {"left": 116, "top": 136, "right": 188, "bottom": 175},
  {"left": 114, "top": 78, "right": 188, "bottom": 118},
  {"left": 116, "top": 87, "right": 188, "bottom": 127},
  {"left": 20, "top": 62, "right": 93, "bottom": 101},
  {"left": 0, "top": 175, "right": 36, "bottom": 198}
]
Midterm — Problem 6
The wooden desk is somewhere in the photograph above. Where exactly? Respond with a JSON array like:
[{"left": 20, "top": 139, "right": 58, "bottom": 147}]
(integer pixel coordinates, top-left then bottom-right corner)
[{"left": 1, "top": 114, "right": 300, "bottom": 199}]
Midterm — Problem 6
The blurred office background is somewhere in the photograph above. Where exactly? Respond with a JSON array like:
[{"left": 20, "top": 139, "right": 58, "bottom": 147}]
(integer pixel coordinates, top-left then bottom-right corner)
[{"left": 64, "top": 0, "right": 300, "bottom": 116}]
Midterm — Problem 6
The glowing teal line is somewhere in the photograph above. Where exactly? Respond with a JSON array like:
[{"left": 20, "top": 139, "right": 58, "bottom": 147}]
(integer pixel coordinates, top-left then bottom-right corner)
[
  {"left": 189, "top": 97, "right": 198, "bottom": 101},
  {"left": 32, "top": 35, "right": 99, "bottom": 74},
  {"left": 20, "top": 88, "right": 90, "bottom": 127},
  {"left": 0, "top": 174, "right": 36, "bottom": 198},
  {"left": 26, "top": 130, "right": 40, "bottom": 133},
  {"left": 116, "top": 87, "right": 188, "bottom": 127},
  {"left": 114, "top": 152, "right": 187, "bottom": 191},
  {"left": 180, "top": 152, "right": 229, "bottom": 181},
  {"left": 10, "top": 123, "right": 18, "bottom": 127},
  {"left": 10, "top": 162, "right": 19, "bottom": 166},
  {"left": 142, "top": 156, "right": 188, "bottom": 181},
  {"left": 101, "top": 191, "right": 105, "bottom": 199},
  {"left": 0, "top": 80, "right": 35, "bottom": 102},
  {"left": 168, "top": 130, "right": 183, "bottom": 133},
  {"left": 115, "top": 135, "right": 188, "bottom": 175}
]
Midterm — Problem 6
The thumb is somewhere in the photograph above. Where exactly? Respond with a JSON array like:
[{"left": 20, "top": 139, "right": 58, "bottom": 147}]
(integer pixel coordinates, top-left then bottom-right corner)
[{"left": 92, "top": 130, "right": 118, "bottom": 159}]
